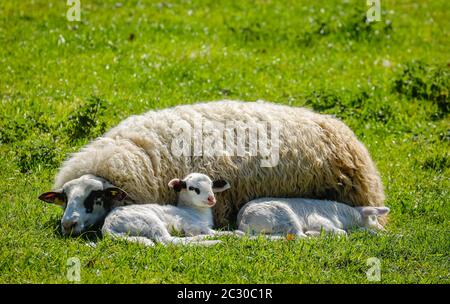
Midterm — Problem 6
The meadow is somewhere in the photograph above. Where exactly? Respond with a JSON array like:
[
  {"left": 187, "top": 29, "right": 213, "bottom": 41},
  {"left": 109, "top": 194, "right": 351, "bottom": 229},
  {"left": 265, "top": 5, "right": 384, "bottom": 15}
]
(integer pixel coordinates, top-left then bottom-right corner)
[{"left": 0, "top": 0, "right": 448, "bottom": 283}]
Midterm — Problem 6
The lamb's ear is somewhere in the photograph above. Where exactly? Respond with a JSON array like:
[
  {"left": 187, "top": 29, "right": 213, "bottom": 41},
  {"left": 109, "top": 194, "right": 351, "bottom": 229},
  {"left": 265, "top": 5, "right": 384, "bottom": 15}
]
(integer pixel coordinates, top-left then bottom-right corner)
[
  {"left": 357, "top": 206, "right": 390, "bottom": 217},
  {"left": 212, "top": 180, "right": 230, "bottom": 193},
  {"left": 374, "top": 207, "right": 390, "bottom": 216},
  {"left": 104, "top": 187, "right": 128, "bottom": 201},
  {"left": 168, "top": 179, "right": 186, "bottom": 192},
  {"left": 38, "top": 190, "right": 66, "bottom": 206}
]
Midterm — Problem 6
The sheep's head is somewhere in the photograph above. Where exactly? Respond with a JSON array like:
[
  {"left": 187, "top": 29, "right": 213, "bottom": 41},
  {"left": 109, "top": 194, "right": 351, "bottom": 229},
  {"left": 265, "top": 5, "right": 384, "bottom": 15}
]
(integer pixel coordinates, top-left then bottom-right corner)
[
  {"left": 168, "top": 173, "right": 230, "bottom": 208},
  {"left": 355, "top": 206, "right": 390, "bottom": 230},
  {"left": 38, "top": 174, "right": 127, "bottom": 236}
]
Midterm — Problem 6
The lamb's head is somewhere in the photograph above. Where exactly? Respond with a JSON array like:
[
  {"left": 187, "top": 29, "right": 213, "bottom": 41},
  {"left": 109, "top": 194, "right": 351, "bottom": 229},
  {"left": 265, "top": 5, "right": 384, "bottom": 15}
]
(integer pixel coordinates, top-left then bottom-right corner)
[
  {"left": 355, "top": 206, "right": 390, "bottom": 231},
  {"left": 38, "top": 174, "right": 127, "bottom": 236},
  {"left": 168, "top": 173, "right": 230, "bottom": 208}
]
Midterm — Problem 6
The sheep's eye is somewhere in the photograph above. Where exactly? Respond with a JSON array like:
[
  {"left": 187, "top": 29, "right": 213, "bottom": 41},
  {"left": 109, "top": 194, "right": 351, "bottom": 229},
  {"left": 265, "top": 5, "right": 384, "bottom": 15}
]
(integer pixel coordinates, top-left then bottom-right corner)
[{"left": 189, "top": 186, "right": 200, "bottom": 195}]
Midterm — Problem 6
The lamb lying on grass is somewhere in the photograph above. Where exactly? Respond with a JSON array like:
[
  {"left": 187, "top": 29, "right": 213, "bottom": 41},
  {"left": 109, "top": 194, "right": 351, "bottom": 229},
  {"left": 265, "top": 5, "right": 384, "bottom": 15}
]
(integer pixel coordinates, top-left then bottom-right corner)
[
  {"left": 102, "top": 173, "right": 236, "bottom": 246},
  {"left": 237, "top": 198, "right": 390, "bottom": 239}
]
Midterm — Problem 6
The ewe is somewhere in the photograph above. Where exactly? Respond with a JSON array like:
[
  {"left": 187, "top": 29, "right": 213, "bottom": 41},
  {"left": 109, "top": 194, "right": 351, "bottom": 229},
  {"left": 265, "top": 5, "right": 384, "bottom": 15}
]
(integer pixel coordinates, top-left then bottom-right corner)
[
  {"left": 237, "top": 198, "right": 390, "bottom": 238},
  {"left": 101, "top": 173, "right": 234, "bottom": 246}
]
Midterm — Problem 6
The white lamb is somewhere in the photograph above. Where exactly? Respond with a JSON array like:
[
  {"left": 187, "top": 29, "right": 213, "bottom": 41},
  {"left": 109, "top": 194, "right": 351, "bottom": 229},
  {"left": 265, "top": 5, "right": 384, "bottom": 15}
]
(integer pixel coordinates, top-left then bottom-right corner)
[
  {"left": 237, "top": 198, "right": 390, "bottom": 238},
  {"left": 102, "top": 173, "right": 235, "bottom": 246}
]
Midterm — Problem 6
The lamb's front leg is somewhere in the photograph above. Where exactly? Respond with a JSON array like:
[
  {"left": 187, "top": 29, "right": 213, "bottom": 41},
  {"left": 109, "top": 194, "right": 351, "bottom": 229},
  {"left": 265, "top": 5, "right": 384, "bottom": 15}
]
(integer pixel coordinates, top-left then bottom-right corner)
[
  {"left": 317, "top": 223, "right": 348, "bottom": 236},
  {"left": 205, "top": 228, "right": 245, "bottom": 237},
  {"left": 307, "top": 216, "right": 348, "bottom": 236},
  {"left": 180, "top": 220, "right": 231, "bottom": 237},
  {"left": 305, "top": 230, "right": 321, "bottom": 237},
  {"left": 304, "top": 227, "right": 347, "bottom": 236},
  {"left": 116, "top": 235, "right": 156, "bottom": 247},
  {"left": 102, "top": 228, "right": 156, "bottom": 247},
  {"left": 163, "top": 236, "right": 221, "bottom": 246}
]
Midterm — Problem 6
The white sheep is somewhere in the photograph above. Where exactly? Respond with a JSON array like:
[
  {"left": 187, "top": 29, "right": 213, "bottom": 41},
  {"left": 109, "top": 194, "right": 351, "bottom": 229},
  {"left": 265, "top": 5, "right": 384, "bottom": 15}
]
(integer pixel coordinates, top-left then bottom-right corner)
[
  {"left": 237, "top": 198, "right": 390, "bottom": 238},
  {"left": 39, "top": 100, "right": 387, "bottom": 235},
  {"left": 101, "top": 173, "right": 237, "bottom": 246}
]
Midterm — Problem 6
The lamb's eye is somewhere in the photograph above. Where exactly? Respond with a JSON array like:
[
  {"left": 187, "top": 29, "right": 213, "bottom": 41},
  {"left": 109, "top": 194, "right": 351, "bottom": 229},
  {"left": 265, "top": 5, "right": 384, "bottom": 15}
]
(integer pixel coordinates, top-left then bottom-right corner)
[{"left": 189, "top": 186, "right": 200, "bottom": 194}]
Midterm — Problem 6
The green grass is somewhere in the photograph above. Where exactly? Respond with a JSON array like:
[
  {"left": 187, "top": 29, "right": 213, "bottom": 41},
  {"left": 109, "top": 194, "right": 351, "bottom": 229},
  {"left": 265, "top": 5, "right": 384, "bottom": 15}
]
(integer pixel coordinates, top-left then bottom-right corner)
[{"left": 0, "top": 0, "right": 449, "bottom": 283}]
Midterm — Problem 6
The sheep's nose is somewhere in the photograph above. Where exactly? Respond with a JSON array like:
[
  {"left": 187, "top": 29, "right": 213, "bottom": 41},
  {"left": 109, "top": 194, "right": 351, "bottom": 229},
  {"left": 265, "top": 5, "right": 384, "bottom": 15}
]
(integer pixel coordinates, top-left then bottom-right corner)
[
  {"left": 62, "top": 220, "right": 78, "bottom": 231},
  {"left": 207, "top": 195, "right": 216, "bottom": 205}
]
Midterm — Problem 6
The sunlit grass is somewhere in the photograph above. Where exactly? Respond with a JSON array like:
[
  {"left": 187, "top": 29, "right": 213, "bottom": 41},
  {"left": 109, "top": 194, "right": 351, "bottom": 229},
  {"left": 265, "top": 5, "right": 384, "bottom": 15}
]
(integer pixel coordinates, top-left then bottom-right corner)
[{"left": 0, "top": 0, "right": 448, "bottom": 283}]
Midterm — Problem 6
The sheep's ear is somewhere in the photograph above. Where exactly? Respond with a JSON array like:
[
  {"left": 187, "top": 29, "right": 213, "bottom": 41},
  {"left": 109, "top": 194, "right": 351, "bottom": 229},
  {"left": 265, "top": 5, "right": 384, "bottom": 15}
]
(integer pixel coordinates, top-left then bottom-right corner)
[
  {"left": 357, "top": 206, "right": 390, "bottom": 217},
  {"left": 212, "top": 180, "right": 230, "bottom": 193},
  {"left": 104, "top": 187, "right": 128, "bottom": 201},
  {"left": 38, "top": 190, "right": 66, "bottom": 206},
  {"left": 374, "top": 207, "right": 390, "bottom": 216},
  {"left": 168, "top": 179, "right": 186, "bottom": 192}
]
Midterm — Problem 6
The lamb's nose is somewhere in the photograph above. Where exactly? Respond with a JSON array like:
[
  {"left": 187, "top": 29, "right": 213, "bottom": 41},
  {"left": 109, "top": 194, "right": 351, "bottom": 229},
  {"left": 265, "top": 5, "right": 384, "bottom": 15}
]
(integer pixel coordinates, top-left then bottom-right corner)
[
  {"left": 207, "top": 196, "right": 216, "bottom": 204},
  {"left": 62, "top": 220, "right": 77, "bottom": 231}
]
